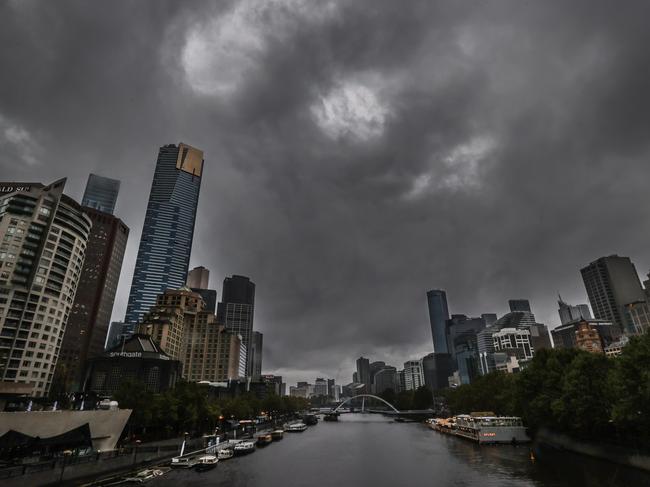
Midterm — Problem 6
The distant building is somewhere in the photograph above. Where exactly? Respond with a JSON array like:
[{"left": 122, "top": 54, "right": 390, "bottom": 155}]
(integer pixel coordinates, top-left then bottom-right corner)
[
  {"left": 493, "top": 328, "right": 533, "bottom": 363},
  {"left": 81, "top": 174, "right": 120, "bottom": 215},
  {"left": 261, "top": 375, "right": 284, "bottom": 396},
  {"left": 0, "top": 180, "right": 91, "bottom": 397},
  {"left": 558, "top": 297, "right": 592, "bottom": 325},
  {"left": 626, "top": 300, "right": 650, "bottom": 335},
  {"left": 85, "top": 333, "right": 182, "bottom": 395},
  {"left": 604, "top": 336, "right": 630, "bottom": 357},
  {"left": 314, "top": 378, "right": 328, "bottom": 397},
  {"left": 327, "top": 378, "right": 336, "bottom": 399},
  {"left": 481, "top": 313, "right": 498, "bottom": 326},
  {"left": 575, "top": 321, "right": 604, "bottom": 354},
  {"left": 55, "top": 205, "right": 129, "bottom": 393},
  {"left": 427, "top": 290, "right": 450, "bottom": 353},
  {"left": 508, "top": 299, "right": 531, "bottom": 313},
  {"left": 290, "top": 383, "right": 312, "bottom": 398},
  {"left": 250, "top": 331, "right": 263, "bottom": 380},
  {"left": 356, "top": 357, "right": 371, "bottom": 392},
  {"left": 551, "top": 319, "right": 618, "bottom": 350},
  {"left": 403, "top": 360, "right": 425, "bottom": 391},
  {"left": 342, "top": 382, "right": 366, "bottom": 398},
  {"left": 581, "top": 255, "right": 647, "bottom": 334},
  {"left": 105, "top": 321, "right": 135, "bottom": 350},
  {"left": 187, "top": 266, "right": 210, "bottom": 289},
  {"left": 217, "top": 275, "right": 256, "bottom": 376},
  {"left": 125, "top": 143, "right": 204, "bottom": 324},
  {"left": 477, "top": 326, "right": 498, "bottom": 375},
  {"left": 422, "top": 353, "right": 454, "bottom": 391},
  {"left": 446, "top": 315, "right": 485, "bottom": 384},
  {"left": 373, "top": 367, "right": 397, "bottom": 395}
]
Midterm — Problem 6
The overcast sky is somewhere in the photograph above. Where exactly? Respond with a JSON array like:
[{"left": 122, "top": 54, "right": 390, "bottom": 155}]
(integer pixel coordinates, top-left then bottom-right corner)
[{"left": 3, "top": 1, "right": 650, "bottom": 387}]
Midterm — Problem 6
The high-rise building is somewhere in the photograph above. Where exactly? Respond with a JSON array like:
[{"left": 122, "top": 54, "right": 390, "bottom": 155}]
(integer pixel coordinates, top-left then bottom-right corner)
[
  {"left": 125, "top": 143, "right": 204, "bottom": 324},
  {"left": 581, "top": 255, "right": 647, "bottom": 334},
  {"left": 481, "top": 313, "right": 498, "bottom": 326},
  {"left": 327, "top": 378, "right": 336, "bottom": 399},
  {"left": 81, "top": 174, "right": 120, "bottom": 215},
  {"left": 55, "top": 206, "right": 129, "bottom": 392},
  {"left": 427, "top": 290, "right": 449, "bottom": 353},
  {"left": 187, "top": 266, "right": 210, "bottom": 289},
  {"left": 551, "top": 318, "right": 618, "bottom": 350},
  {"left": 508, "top": 299, "right": 531, "bottom": 313},
  {"left": 403, "top": 360, "right": 425, "bottom": 391},
  {"left": 558, "top": 297, "right": 592, "bottom": 325},
  {"left": 356, "top": 357, "right": 370, "bottom": 392},
  {"left": 373, "top": 367, "right": 397, "bottom": 395},
  {"left": 217, "top": 275, "right": 255, "bottom": 376},
  {"left": 0, "top": 180, "right": 92, "bottom": 397},
  {"left": 314, "top": 378, "right": 328, "bottom": 397},
  {"left": 250, "top": 331, "right": 263, "bottom": 380},
  {"left": 421, "top": 353, "right": 454, "bottom": 391}
]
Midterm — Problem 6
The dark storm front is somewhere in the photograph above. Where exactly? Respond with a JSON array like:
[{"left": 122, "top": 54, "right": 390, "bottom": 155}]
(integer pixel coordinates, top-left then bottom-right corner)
[{"left": 150, "top": 416, "right": 650, "bottom": 487}]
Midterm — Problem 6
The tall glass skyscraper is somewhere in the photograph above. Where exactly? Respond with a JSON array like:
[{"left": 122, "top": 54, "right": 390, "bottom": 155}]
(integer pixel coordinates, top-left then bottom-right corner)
[
  {"left": 82, "top": 173, "right": 120, "bottom": 214},
  {"left": 426, "top": 289, "right": 450, "bottom": 354},
  {"left": 217, "top": 275, "right": 255, "bottom": 376},
  {"left": 124, "top": 143, "right": 204, "bottom": 324}
]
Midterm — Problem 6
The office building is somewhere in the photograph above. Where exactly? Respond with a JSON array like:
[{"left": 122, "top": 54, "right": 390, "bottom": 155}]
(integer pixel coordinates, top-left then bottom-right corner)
[
  {"left": 81, "top": 174, "right": 120, "bottom": 215},
  {"left": 124, "top": 143, "right": 204, "bottom": 324},
  {"left": 427, "top": 289, "right": 449, "bottom": 353},
  {"left": 250, "top": 331, "right": 263, "bottom": 380},
  {"left": 187, "top": 266, "right": 210, "bottom": 289},
  {"left": 481, "top": 313, "right": 498, "bottom": 326},
  {"left": 217, "top": 275, "right": 255, "bottom": 376},
  {"left": 581, "top": 255, "right": 647, "bottom": 334},
  {"left": 0, "top": 180, "right": 92, "bottom": 397},
  {"left": 558, "top": 297, "right": 592, "bottom": 325},
  {"left": 477, "top": 326, "right": 499, "bottom": 375},
  {"left": 327, "top": 378, "right": 336, "bottom": 399},
  {"left": 403, "top": 360, "right": 425, "bottom": 391},
  {"left": 551, "top": 319, "right": 618, "bottom": 350},
  {"left": 314, "top": 378, "right": 328, "bottom": 397},
  {"left": 493, "top": 328, "right": 533, "bottom": 362},
  {"left": 356, "top": 357, "right": 370, "bottom": 391},
  {"left": 626, "top": 300, "right": 650, "bottom": 335},
  {"left": 373, "top": 366, "right": 397, "bottom": 395},
  {"left": 85, "top": 334, "right": 182, "bottom": 395},
  {"left": 508, "top": 299, "right": 531, "bottom": 313},
  {"left": 261, "top": 375, "right": 284, "bottom": 396},
  {"left": 105, "top": 321, "right": 133, "bottom": 350},
  {"left": 55, "top": 206, "right": 129, "bottom": 392},
  {"left": 422, "top": 353, "right": 454, "bottom": 391}
]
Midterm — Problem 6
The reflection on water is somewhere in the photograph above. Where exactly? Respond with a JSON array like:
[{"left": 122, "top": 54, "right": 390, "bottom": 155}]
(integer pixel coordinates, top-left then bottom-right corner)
[{"left": 150, "top": 414, "right": 650, "bottom": 487}]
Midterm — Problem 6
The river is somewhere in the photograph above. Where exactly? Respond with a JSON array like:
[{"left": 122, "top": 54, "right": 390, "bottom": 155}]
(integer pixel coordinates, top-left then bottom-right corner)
[{"left": 151, "top": 414, "right": 650, "bottom": 487}]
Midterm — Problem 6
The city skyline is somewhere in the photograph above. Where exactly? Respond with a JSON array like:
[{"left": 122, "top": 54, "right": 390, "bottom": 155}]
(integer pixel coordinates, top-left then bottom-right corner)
[{"left": 4, "top": 2, "right": 650, "bottom": 388}]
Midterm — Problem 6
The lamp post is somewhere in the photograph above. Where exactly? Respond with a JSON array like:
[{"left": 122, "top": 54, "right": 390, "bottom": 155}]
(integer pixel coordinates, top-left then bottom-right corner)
[
  {"left": 59, "top": 450, "right": 72, "bottom": 483},
  {"left": 132, "top": 439, "right": 141, "bottom": 466}
]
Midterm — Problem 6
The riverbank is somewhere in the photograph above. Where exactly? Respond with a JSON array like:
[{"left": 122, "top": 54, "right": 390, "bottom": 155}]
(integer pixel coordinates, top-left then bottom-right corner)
[{"left": 534, "top": 428, "right": 650, "bottom": 473}]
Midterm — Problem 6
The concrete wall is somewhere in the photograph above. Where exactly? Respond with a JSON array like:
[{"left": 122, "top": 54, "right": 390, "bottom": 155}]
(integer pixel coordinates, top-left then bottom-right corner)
[{"left": 0, "top": 409, "right": 131, "bottom": 451}]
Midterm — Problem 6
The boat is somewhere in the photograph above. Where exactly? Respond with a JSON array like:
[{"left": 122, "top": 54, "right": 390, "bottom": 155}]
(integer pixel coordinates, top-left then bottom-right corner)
[
  {"left": 286, "top": 422, "right": 307, "bottom": 432},
  {"left": 170, "top": 455, "right": 199, "bottom": 468},
  {"left": 256, "top": 433, "right": 273, "bottom": 446},
  {"left": 437, "top": 413, "right": 531, "bottom": 444},
  {"left": 218, "top": 448, "right": 234, "bottom": 460},
  {"left": 303, "top": 413, "right": 318, "bottom": 425},
  {"left": 194, "top": 454, "right": 218, "bottom": 472},
  {"left": 323, "top": 412, "right": 339, "bottom": 422},
  {"left": 233, "top": 440, "right": 256, "bottom": 455},
  {"left": 271, "top": 429, "right": 284, "bottom": 440},
  {"left": 124, "top": 468, "right": 164, "bottom": 483}
]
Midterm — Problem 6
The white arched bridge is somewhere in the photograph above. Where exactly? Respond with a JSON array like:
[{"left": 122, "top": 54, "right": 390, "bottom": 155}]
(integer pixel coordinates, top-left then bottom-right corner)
[{"left": 332, "top": 394, "right": 400, "bottom": 413}]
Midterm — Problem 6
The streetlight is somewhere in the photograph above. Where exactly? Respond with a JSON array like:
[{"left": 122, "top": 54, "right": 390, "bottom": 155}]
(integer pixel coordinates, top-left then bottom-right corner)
[
  {"left": 59, "top": 450, "right": 72, "bottom": 483},
  {"left": 132, "top": 439, "right": 141, "bottom": 465}
]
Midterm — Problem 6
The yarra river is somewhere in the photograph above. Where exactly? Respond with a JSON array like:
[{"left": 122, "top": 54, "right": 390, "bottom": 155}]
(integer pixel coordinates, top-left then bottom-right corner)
[{"left": 152, "top": 415, "right": 650, "bottom": 487}]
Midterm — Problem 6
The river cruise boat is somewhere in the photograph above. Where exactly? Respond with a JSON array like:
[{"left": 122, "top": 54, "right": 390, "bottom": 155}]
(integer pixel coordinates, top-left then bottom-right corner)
[
  {"left": 286, "top": 422, "right": 308, "bottom": 432},
  {"left": 271, "top": 429, "right": 284, "bottom": 440},
  {"left": 171, "top": 455, "right": 200, "bottom": 468},
  {"left": 233, "top": 440, "right": 256, "bottom": 455},
  {"left": 452, "top": 414, "right": 530, "bottom": 444},
  {"left": 256, "top": 433, "right": 273, "bottom": 446},
  {"left": 194, "top": 455, "right": 218, "bottom": 472},
  {"left": 218, "top": 448, "right": 234, "bottom": 460}
]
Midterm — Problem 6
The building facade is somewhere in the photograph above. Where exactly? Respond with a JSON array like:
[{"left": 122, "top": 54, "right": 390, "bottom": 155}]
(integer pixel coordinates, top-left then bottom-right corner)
[
  {"left": 581, "top": 255, "right": 647, "bottom": 335},
  {"left": 81, "top": 174, "right": 120, "bottom": 215},
  {"left": 558, "top": 298, "right": 592, "bottom": 325},
  {"left": 187, "top": 266, "right": 210, "bottom": 289},
  {"left": 125, "top": 143, "right": 204, "bottom": 324},
  {"left": 0, "top": 180, "right": 91, "bottom": 396},
  {"left": 356, "top": 357, "right": 370, "bottom": 392},
  {"left": 250, "top": 331, "right": 263, "bottom": 380},
  {"left": 403, "top": 360, "right": 424, "bottom": 391},
  {"left": 55, "top": 206, "right": 129, "bottom": 392},
  {"left": 427, "top": 289, "right": 450, "bottom": 353},
  {"left": 217, "top": 275, "right": 255, "bottom": 376},
  {"left": 575, "top": 321, "right": 604, "bottom": 354}
]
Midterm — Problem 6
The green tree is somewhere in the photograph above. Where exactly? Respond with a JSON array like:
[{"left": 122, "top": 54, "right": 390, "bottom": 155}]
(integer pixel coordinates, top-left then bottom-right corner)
[{"left": 412, "top": 386, "right": 433, "bottom": 409}]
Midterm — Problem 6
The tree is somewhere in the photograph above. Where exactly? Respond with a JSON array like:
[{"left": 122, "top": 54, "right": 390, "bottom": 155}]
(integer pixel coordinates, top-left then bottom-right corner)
[{"left": 412, "top": 386, "right": 433, "bottom": 409}]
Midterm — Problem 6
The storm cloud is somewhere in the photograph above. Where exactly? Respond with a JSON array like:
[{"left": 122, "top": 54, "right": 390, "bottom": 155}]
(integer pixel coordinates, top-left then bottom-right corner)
[{"left": 3, "top": 0, "right": 650, "bottom": 386}]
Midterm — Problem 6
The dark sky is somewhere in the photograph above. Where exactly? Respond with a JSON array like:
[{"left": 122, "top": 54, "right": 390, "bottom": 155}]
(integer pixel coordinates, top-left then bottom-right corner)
[{"left": 3, "top": 1, "right": 650, "bottom": 387}]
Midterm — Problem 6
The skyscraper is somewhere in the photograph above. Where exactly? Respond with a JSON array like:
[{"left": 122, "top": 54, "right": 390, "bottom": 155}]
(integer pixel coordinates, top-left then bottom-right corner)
[
  {"left": 356, "top": 357, "right": 370, "bottom": 392},
  {"left": 508, "top": 299, "right": 531, "bottom": 313},
  {"left": 55, "top": 205, "right": 129, "bottom": 392},
  {"left": 125, "top": 143, "right": 204, "bottom": 324},
  {"left": 187, "top": 266, "right": 210, "bottom": 289},
  {"left": 81, "top": 174, "right": 120, "bottom": 215},
  {"left": 581, "top": 255, "right": 647, "bottom": 334},
  {"left": 427, "top": 289, "right": 450, "bottom": 353},
  {"left": 403, "top": 360, "right": 425, "bottom": 391},
  {"left": 0, "top": 180, "right": 92, "bottom": 397},
  {"left": 557, "top": 297, "right": 592, "bottom": 325},
  {"left": 250, "top": 331, "right": 263, "bottom": 380},
  {"left": 217, "top": 275, "right": 255, "bottom": 376}
]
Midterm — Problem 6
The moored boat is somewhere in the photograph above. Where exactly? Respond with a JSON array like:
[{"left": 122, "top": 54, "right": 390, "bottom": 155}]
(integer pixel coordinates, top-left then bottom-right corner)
[
  {"left": 256, "top": 433, "right": 273, "bottom": 446},
  {"left": 271, "top": 429, "right": 284, "bottom": 440},
  {"left": 286, "top": 422, "right": 307, "bottom": 432},
  {"left": 434, "top": 413, "right": 531, "bottom": 444},
  {"left": 170, "top": 455, "right": 199, "bottom": 469},
  {"left": 233, "top": 440, "right": 256, "bottom": 455},
  {"left": 323, "top": 412, "right": 339, "bottom": 422},
  {"left": 124, "top": 468, "right": 164, "bottom": 483},
  {"left": 217, "top": 448, "right": 234, "bottom": 460},
  {"left": 303, "top": 414, "right": 318, "bottom": 425},
  {"left": 194, "top": 454, "right": 218, "bottom": 472}
]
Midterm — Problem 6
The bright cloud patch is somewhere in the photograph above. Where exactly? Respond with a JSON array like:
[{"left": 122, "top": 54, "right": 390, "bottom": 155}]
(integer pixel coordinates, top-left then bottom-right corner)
[
  {"left": 0, "top": 114, "right": 40, "bottom": 166},
  {"left": 181, "top": 0, "right": 338, "bottom": 97},
  {"left": 311, "top": 80, "right": 389, "bottom": 141}
]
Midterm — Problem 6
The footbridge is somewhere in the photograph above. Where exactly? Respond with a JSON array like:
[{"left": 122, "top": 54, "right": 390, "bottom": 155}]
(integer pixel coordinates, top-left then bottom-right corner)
[{"left": 327, "top": 395, "right": 435, "bottom": 421}]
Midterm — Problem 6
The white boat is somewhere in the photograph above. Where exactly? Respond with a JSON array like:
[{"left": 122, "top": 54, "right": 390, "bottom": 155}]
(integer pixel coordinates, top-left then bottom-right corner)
[
  {"left": 194, "top": 454, "right": 218, "bottom": 472},
  {"left": 452, "top": 414, "right": 531, "bottom": 444},
  {"left": 217, "top": 448, "right": 234, "bottom": 460},
  {"left": 124, "top": 468, "right": 164, "bottom": 483},
  {"left": 170, "top": 455, "right": 199, "bottom": 468},
  {"left": 233, "top": 440, "right": 256, "bottom": 455},
  {"left": 287, "top": 422, "right": 307, "bottom": 432}
]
